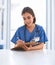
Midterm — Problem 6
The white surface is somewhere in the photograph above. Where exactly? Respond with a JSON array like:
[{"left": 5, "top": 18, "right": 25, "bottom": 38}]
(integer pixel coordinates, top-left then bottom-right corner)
[{"left": 0, "top": 50, "right": 55, "bottom": 65}]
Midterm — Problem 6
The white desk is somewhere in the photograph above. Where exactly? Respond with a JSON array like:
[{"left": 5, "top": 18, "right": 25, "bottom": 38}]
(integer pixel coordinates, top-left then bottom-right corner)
[{"left": 0, "top": 50, "right": 55, "bottom": 65}]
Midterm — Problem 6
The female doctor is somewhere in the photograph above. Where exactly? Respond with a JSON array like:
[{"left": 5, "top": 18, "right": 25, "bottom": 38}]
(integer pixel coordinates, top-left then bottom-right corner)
[{"left": 11, "top": 7, "right": 48, "bottom": 51}]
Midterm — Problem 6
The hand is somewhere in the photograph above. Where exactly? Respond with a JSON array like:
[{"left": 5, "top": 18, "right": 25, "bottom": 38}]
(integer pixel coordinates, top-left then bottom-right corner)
[
  {"left": 15, "top": 40, "right": 24, "bottom": 47},
  {"left": 27, "top": 45, "right": 32, "bottom": 51}
]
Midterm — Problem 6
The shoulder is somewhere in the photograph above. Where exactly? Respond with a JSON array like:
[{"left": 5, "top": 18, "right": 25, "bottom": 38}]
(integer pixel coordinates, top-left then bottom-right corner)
[
  {"left": 35, "top": 24, "right": 43, "bottom": 30},
  {"left": 35, "top": 24, "right": 45, "bottom": 34},
  {"left": 17, "top": 25, "right": 25, "bottom": 32}
]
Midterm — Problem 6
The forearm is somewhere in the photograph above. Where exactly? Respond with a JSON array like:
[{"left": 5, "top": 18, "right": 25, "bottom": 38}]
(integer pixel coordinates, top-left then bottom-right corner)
[
  {"left": 29, "top": 43, "right": 44, "bottom": 50},
  {"left": 13, "top": 40, "right": 29, "bottom": 51},
  {"left": 25, "top": 41, "right": 39, "bottom": 46}
]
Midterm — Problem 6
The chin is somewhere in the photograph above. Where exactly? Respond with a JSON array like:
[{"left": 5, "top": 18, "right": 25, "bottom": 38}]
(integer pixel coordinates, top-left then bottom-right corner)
[
  {"left": 27, "top": 25, "right": 31, "bottom": 27},
  {"left": 25, "top": 24, "right": 32, "bottom": 27}
]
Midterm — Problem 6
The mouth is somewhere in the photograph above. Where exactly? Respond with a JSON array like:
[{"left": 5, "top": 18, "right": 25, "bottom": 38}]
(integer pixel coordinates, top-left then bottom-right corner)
[{"left": 26, "top": 22, "right": 31, "bottom": 25}]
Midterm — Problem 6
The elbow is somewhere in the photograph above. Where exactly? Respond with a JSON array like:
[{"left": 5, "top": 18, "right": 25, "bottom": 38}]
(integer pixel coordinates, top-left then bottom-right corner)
[{"left": 40, "top": 43, "right": 44, "bottom": 50}]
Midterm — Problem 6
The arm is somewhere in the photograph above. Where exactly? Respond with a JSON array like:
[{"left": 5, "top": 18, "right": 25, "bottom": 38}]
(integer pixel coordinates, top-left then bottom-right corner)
[
  {"left": 12, "top": 40, "right": 29, "bottom": 51},
  {"left": 12, "top": 40, "right": 44, "bottom": 51},
  {"left": 28, "top": 43, "right": 44, "bottom": 50},
  {"left": 25, "top": 41, "right": 41, "bottom": 46}
]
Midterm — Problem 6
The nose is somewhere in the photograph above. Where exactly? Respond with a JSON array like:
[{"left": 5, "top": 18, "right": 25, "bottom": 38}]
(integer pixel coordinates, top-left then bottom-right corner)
[{"left": 25, "top": 19, "right": 29, "bottom": 23}]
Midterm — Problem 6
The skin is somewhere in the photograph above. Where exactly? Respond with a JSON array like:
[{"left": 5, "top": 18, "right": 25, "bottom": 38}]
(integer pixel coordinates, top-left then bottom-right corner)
[{"left": 13, "top": 12, "right": 44, "bottom": 51}]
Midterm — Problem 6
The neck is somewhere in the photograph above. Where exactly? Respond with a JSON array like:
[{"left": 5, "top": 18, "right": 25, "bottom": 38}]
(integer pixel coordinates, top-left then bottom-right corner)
[
  {"left": 27, "top": 24, "right": 35, "bottom": 28},
  {"left": 26, "top": 24, "right": 35, "bottom": 32}
]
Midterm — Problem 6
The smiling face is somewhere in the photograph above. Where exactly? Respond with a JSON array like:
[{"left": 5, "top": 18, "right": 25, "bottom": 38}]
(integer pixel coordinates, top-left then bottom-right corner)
[{"left": 22, "top": 12, "right": 34, "bottom": 27}]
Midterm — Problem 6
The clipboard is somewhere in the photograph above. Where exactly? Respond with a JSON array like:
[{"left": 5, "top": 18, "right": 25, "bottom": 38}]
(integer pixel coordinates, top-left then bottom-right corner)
[{"left": 11, "top": 47, "right": 25, "bottom": 51}]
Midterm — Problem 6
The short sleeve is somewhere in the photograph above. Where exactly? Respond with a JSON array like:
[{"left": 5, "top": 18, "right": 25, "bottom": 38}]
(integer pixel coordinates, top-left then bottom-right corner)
[
  {"left": 11, "top": 29, "right": 20, "bottom": 44},
  {"left": 39, "top": 27, "right": 48, "bottom": 43}
]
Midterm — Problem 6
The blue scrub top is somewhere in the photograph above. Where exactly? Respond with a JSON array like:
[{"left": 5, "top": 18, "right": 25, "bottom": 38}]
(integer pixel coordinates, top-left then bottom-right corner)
[{"left": 11, "top": 24, "right": 48, "bottom": 44}]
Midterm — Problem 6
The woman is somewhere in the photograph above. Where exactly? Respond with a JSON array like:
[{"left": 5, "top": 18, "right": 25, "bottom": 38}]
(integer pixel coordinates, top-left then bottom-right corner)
[{"left": 11, "top": 7, "right": 48, "bottom": 51}]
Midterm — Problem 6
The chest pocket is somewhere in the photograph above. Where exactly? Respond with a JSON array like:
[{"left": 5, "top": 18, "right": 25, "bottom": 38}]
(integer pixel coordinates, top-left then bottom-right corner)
[{"left": 31, "top": 30, "right": 40, "bottom": 42}]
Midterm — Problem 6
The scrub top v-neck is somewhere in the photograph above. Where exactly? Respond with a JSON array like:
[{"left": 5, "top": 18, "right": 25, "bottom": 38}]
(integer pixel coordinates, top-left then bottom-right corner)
[{"left": 24, "top": 25, "right": 36, "bottom": 42}]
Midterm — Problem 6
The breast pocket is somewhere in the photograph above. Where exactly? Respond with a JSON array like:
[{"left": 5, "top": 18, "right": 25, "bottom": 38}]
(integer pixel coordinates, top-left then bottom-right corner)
[
  {"left": 32, "top": 37, "right": 40, "bottom": 42},
  {"left": 31, "top": 31, "right": 40, "bottom": 42}
]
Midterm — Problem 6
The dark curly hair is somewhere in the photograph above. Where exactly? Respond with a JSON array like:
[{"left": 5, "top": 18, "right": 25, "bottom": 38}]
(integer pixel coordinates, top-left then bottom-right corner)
[{"left": 21, "top": 7, "right": 36, "bottom": 23}]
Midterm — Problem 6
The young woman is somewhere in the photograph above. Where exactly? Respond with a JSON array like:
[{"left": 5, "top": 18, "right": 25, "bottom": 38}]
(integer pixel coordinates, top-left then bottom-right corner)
[{"left": 11, "top": 7, "right": 48, "bottom": 51}]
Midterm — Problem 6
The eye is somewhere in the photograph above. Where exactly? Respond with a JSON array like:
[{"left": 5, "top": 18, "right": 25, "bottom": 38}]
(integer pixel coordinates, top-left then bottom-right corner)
[
  {"left": 23, "top": 17, "right": 26, "bottom": 20},
  {"left": 27, "top": 16, "right": 31, "bottom": 19}
]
